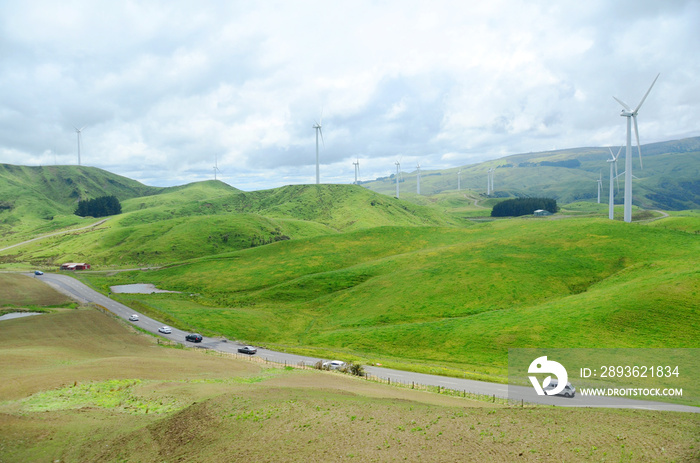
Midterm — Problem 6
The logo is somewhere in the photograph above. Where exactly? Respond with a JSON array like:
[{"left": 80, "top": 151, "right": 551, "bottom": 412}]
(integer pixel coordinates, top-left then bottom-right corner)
[{"left": 528, "top": 356, "right": 568, "bottom": 396}]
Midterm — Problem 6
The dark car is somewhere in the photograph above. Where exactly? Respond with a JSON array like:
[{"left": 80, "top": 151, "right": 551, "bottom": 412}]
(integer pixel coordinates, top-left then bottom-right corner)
[
  {"left": 238, "top": 345, "right": 257, "bottom": 355},
  {"left": 185, "top": 333, "right": 203, "bottom": 343}
]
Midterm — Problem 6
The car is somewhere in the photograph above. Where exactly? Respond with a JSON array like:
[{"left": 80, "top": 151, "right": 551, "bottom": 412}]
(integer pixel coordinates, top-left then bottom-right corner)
[
  {"left": 34, "top": 270, "right": 44, "bottom": 275},
  {"left": 322, "top": 360, "right": 346, "bottom": 370},
  {"left": 544, "top": 380, "right": 576, "bottom": 398},
  {"left": 185, "top": 333, "right": 203, "bottom": 343},
  {"left": 128, "top": 314, "right": 139, "bottom": 321},
  {"left": 158, "top": 326, "right": 172, "bottom": 334},
  {"left": 238, "top": 345, "right": 257, "bottom": 355}
]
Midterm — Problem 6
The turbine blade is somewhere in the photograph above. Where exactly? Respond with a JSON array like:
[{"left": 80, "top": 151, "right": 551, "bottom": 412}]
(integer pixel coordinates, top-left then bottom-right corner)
[
  {"left": 634, "top": 73, "right": 660, "bottom": 113},
  {"left": 615, "top": 146, "right": 622, "bottom": 161},
  {"left": 613, "top": 96, "right": 631, "bottom": 111},
  {"left": 615, "top": 160, "right": 620, "bottom": 192},
  {"left": 633, "top": 116, "right": 643, "bottom": 169}
]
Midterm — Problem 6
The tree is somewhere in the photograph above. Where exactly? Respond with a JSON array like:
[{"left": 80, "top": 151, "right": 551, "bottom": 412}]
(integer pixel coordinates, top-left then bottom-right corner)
[
  {"left": 491, "top": 197, "right": 558, "bottom": 217},
  {"left": 74, "top": 195, "right": 122, "bottom": 218}
]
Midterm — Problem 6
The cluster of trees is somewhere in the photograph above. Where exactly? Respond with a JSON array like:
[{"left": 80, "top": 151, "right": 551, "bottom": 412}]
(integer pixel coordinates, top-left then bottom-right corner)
[
  {"left": 518, "top": 159, "right": 581, "bottom": 168},
  {"left": 491, "top": 197, "right": 558, "bottom": 217},
  {"left": 74, "top": 195, "right": 122, "bottom": 218}
]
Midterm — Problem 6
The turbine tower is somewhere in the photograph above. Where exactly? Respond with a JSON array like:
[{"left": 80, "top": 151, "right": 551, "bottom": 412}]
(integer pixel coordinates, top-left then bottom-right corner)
[
  {"left": 213, "top": 154, "right": 222, "bottom": 180},
  {"left": 395, "top": 161, "right": 401, "bottom": 198},
  {"left": 613, "top": 73, "right": 659, "bottom": 223},
  {"left": 596, "top": 172, "right": 602, "bottom": 204},
  {"left": 313, "top": 113, "right": 324, "bottom": 185},
  {"left": 74, "top": 126, "right": 85, "bottom": 166},
  {"left": 457, "top": 169, "right": 461, "bottom": 191},
  {"left": 416, "top": 163, "right": 421, "bottom": 195},
  {"left": 353, "top": 158, "right": 360, "bottom": 184},
  {"left": 607, "top": 147, "right": 621, "bottom": 220},
  {"left": 491, "top": 168, "right": 495, "bottom": 192}
]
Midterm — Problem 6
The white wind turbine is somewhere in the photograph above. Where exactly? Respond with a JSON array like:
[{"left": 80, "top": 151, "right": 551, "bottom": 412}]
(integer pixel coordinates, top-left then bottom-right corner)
[
  {"left": 353, "top": 158, "right": 360, "bottom": 184},
  {"left": 74, "top": 126, "right": 85, "bottom": 166},
  {"left": 416, "top": 163, "right": 421, "bottom": 195},
  {"left": 213, "top": 154, "right": 222, "bottom": 180},
  {"left": 313, "top": 113, "right": 324, "bottom": 185},
  {"left": 607, "top": 147, "right": 622, "bottom": 220},
  {"left": 596, "top": 172, "right": 602, "bottom": 204},
  {"left": 395, "top": 160, "right": 401, "bottom": 198},
  {"left": 457, "top": 169, "right": 461, "bottom": 191},
  {"left": 613, "top": 73, "right": 659, "bottom": 223}
]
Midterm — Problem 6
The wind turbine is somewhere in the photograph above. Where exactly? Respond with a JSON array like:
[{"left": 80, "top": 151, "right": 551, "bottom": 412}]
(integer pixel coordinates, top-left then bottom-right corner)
[
  {"left": 313, "top": 113, "right": 324, "bottom": 185},
  {"left": 416, "top": 163, "right": 421, "bottom": 195},
  {"left": 395, "top": 160, "right": 401, "bottom": 198},
  {"left": 487, "top": 168, "right": 494, "bottom": 195},
  {"left": 613, "top": 73, "right": 659, "bottom": 222},
  {"left": 596, "top": 172, "right": 602, "bottom": 204},
  {"left": 457, "top": 169, "right": 461, "bottom": 191},
  {"left": 353, "top": 158, "right": 360, "bottom": 184},
  {"left": 607, "top": 147, "right": 622, "bottom": 220},
  {"left": 74, "top": 126, "right": 85, "bottom": 166},
  {"left": 491, "top": 168, "right": 495, "bottom": 192},
  {"left": 213, "top": 155, "right": 222, "bottom": 180}
]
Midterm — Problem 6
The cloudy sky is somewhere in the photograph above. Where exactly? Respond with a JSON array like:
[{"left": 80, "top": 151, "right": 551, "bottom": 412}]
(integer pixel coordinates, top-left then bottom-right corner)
[{"left": 1, "top": 0, "right": 698, "bottom": 190}]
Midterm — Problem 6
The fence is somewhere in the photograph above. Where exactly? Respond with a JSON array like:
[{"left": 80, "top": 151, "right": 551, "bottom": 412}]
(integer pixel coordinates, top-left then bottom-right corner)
[{"left": 185, "top": 346, "right": 529, "bottom": 407}]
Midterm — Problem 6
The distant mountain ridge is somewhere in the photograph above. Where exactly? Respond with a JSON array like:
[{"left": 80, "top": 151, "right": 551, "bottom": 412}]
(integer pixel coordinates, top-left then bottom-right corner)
[{"left": 362, "top": 136, "right": 700, "bottom": 210}]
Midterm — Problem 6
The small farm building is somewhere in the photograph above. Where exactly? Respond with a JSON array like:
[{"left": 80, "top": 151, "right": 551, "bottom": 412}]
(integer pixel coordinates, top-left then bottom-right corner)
[{"left": 60, "top": 263, "right": 91, "bottom": 270}]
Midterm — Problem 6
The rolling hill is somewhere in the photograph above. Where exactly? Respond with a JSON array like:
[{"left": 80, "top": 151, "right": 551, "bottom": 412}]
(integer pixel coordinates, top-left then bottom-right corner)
[
  {"left": 362, "top": 136, "right": 700, "bottom": 210},
  {"left": 1, "top": 168, "right": 458, "bottom": 267},
  {"left": 78, "top": 215, "right": 700, "bottom": 381}
]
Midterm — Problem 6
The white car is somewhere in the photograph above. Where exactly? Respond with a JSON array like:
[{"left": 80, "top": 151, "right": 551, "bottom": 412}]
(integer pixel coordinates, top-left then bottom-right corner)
[
  {"left": 543, "top": 380, "right": 576, "bottom": 398},
  {"left": 158, "top": 326, "right": 172, "bottom": 334},
  {"left": 323, "top": 360, "right": 346, "bottom": 370},
  {"left": 128, "top": 314, "right": 139, "bottom": 321}
]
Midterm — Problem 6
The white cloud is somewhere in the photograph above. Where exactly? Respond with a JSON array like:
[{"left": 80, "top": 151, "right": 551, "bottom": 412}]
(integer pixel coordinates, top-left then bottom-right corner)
[{"left": 0, "top": 0, "right": 698, "bottom": 190}]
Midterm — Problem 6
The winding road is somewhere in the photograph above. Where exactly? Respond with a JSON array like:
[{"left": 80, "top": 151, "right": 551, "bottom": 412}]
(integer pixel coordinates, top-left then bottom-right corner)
[
  {"left": 28, "top": 272, "right": 699, "bottom": 413},
  {"left": 0, "top": 219, "right": 108, "bottom": 253}
]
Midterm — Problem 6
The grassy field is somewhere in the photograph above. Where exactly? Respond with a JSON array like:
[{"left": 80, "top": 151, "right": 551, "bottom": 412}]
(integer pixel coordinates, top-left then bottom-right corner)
[
  {"left": 75, "top": 215, "right": 700, "bottom": 384},
  {"left": 1, "top": 183, "right": 459, "bottom": 268},
  {"left": 361, "top": 137, "right": 700, "bottom": 210},
  {"left": 0, "top": 273, "right": 72, "bottom": 313},
  {"left": 0, "top": 309, "right": 697, "bottom": 462}
]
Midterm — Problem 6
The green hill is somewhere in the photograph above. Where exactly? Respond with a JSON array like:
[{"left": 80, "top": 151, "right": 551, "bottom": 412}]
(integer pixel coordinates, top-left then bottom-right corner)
[
  {"left": 362, "top": 137, "right": 700, "bottom": 210},
  {"left": 79, "top": 215, "right": 700, "bottom": 381},
  {"left": 0, "top": 164, "right": 161, "bottom": 245},
  {"left": 1, "top": 177, "right": 457, "bottom": 267}
]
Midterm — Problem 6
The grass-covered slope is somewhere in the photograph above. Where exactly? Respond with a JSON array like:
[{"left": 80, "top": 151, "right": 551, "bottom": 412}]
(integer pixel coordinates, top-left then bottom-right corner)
[
  {"left": 3, "top": 310, "right": 697, "bottom": 462},
  {"left": 226, "top": 184, "right": 458, "bottom": 230},
  {"left": 362, "top": 137, "right": 700, "bottom": 210},
  {"left": 83, "top": 216, "right": 700, "bottom": 379},
  {"left": 1, "top": 182, "right": 457, "bottom": 268},
  {"left": 0, "top": 164, "right": 161, "bottom": 245}
]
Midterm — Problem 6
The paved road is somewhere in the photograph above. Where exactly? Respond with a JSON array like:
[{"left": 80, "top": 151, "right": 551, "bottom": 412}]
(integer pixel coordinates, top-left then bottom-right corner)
[
  {"left": 31, "top": 272, "right": 699, "bottom": 413},
  {"left": 0, "top": 219, "right": 108, "bottom": 253}
]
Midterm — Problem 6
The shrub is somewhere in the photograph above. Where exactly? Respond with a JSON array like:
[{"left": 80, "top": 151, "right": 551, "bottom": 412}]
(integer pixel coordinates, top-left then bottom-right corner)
[
  {"left": 75, "top": 195, "right": 122, "bottom": 218},
  {"left": 491, "top": 197, "right": 558, "bottom": 217}
]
